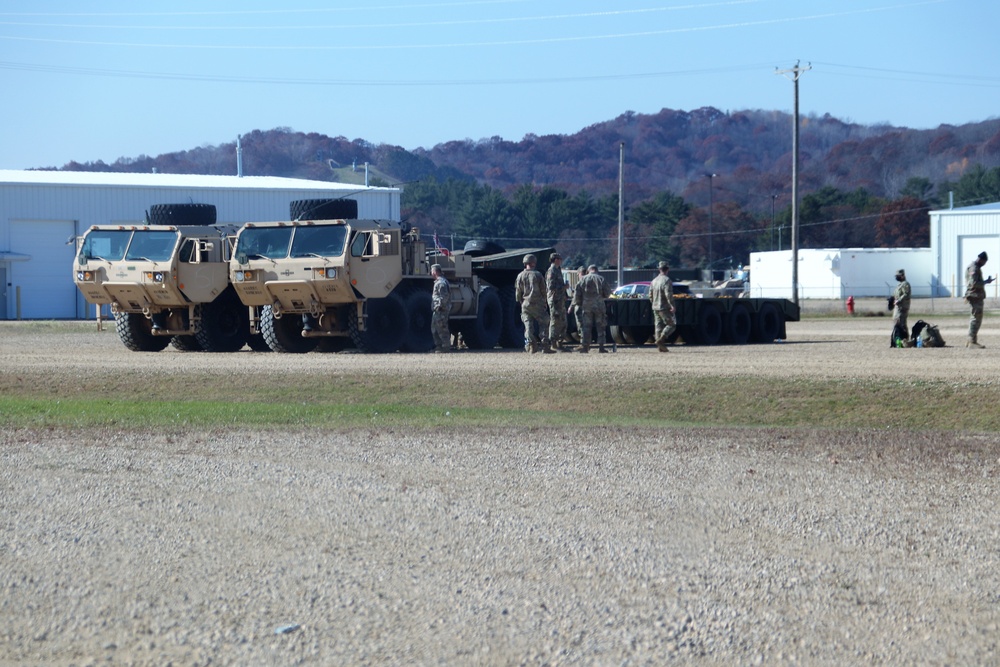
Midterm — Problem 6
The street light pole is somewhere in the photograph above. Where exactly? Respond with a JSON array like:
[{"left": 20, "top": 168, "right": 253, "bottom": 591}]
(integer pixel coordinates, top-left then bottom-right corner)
[
  {"left": 771, "top": 194, "right": 778, "bottom": 251},
  {"left": 776, "top": 61, "right": 810, "bottom": 307}
]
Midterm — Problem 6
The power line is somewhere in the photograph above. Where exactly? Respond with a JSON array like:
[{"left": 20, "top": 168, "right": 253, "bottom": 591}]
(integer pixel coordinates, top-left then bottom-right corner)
[{"left": 0, "top": 1, "right": 954, "bottom": 51}]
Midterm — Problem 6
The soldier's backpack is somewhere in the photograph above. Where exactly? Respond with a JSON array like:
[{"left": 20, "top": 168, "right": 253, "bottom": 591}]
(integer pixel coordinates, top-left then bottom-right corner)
[{"left": 911, "top": 320, "right": 946, "bottom": 348}]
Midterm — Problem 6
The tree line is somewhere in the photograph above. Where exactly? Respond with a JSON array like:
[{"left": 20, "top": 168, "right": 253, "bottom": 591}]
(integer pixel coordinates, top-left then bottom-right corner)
[{"left": 402, "top": 165, "right": 1000, "bottom": 270}]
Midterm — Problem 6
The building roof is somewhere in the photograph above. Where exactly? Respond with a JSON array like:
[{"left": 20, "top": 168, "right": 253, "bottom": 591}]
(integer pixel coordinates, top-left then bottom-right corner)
[
  {"left": 929, "top": 201, "right": 1000, "bottom": 214},
  {"left": 0, "top": 169, "right": 394, "bottom": 192}
]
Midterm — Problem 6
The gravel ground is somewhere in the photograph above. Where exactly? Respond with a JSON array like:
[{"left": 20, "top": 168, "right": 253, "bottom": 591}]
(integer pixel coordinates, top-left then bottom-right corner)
[{"left": 2, "top": 314, "right": 1000, "bottom": 665}]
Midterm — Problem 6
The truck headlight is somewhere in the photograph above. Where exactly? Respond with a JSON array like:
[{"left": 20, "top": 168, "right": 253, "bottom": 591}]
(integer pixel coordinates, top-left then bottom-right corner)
[
  {"left": 325, "top": 268, "right": 337, "bottom": 279},
  {"left": 144, "top": 271, "right": 164, "bottom": 282},
  {"left": 234, "top": 270, "right": 254, "bottom": 282},
  {"left": 76, "top": 270, "right": 95, "bottom": 282}
]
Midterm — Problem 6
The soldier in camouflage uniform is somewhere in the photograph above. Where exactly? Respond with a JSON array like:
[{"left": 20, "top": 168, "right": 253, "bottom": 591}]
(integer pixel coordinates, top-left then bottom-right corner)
[
  {"left": 573, "top": 265, "right": 612, "bottom": 353},
  {"left": 965, "top": 251, "right": 993, "bottom": 348},
  {"left": 649, "top": 261, "right": 676, "bottom": 353},
  {"left": 515, "top": 254, "right": 554, "bottom": 353},
  {"left": 572, "top": 265, "right": 587, "bottom": 340},
  {"left": 546, "top": 252, "right": 569, "bottom": 351},
  {"left": 891, "top": 268, "right": 911, "bottom": 341},
  {"left": 430, "top": 264, "right": 451, "bottom": 353}
]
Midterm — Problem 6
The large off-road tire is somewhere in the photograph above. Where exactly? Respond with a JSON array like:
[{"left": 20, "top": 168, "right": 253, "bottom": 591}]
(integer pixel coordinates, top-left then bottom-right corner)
[
  {"left": 498, "top": 285, "right": 525, "bottom": 348},
  {"left": 725, "top": 303, "right": 752, "bottom": 345},
  {"left": 116, "top": 312, "right": 170, "bottom": 352},
  {"left": 460, "top": 287, "right": 503, "bottom": 350},
  {"left": 401, "top": 290, "right": 434, "bottom": 353},
  {"left": 348, "top": 293, "right": 408, "bottom": 353},
  {"left": 147, "top": 203, "right": 217, "bottom": 226},
  {"left": 170, "top": 334, "right": 203, "bottom": 352},
  {"left": 196, "top": 288, "right": 249, "bottom": 352},
  {"left": 289, "top": 198, "right": 358, "bottom": 221},
  {"left": 246, "top": 332, "right": 272, "bottom": 352},
  {"left": 463, "top": 239, "right": 506, "bottom": 257},
  {"left": 260, "top": 306, "right": 318, "bottom": 354},
  {"left": 752, "top": 302, "right": 782, "bottom": 343}
]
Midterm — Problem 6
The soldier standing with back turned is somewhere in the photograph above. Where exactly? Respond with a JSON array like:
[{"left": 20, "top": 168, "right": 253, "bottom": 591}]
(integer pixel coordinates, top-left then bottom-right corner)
[
  {"left": 515, "top": 254, "right": 554, "bottom": 353},
  {"left": 546, "top": 252, "right": 569, "bottom": 351},
  {"left": 649, "top": 261, "right": 676, "bottom": 352},
  {"left": 573, "top": 265, "right": 612, "bottom": 353}
]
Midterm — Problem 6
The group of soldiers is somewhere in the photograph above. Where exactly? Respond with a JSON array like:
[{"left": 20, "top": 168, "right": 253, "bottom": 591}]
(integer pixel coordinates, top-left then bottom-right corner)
[
  {"left": 430, "top": 253, "right": 679, "bottom": 354},
  {"left": 890, "top": 250, "right": 994, "bottom": 348}
]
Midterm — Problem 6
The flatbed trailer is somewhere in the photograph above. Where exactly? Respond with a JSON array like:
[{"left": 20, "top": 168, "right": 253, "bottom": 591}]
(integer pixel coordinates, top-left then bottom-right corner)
[{"left": 607, "top": 296, "right": 800, "bottom": 345}]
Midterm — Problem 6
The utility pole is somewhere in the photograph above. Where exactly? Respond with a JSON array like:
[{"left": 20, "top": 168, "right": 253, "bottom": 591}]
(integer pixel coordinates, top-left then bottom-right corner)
[
  {"left": 776, "top": 61, "right": 810, "bottom": 307},
  {"left": 617, "top": 142, "right": 625, "bottom": 288},
  {"left": 706, "top": 173, "right": 717, "bottom": 274}
]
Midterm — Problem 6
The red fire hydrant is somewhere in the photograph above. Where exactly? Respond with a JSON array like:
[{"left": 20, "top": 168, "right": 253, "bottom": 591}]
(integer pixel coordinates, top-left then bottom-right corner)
[{"left": 846, "top": 295, "right": 855, "bottom": 315}]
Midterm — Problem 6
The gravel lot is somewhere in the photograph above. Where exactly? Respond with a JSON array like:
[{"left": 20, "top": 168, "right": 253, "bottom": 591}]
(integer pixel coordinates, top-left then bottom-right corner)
[{"left": 2, "top": 313, "right": 1000, "bottom": 665}]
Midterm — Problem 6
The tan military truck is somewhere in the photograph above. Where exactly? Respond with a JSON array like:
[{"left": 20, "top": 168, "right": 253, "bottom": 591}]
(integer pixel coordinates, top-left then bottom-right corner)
[
  {"left": 229, "top": 202, "right": 537, "bottom": 353},
  {"left": 73, "top": 203, "right": 252, "bottom": 352}
]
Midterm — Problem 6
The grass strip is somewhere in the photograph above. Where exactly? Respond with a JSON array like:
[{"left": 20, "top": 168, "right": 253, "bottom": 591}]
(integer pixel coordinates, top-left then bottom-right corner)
[{"left": 2, "top": 375, "right": 998, "bottom": 431}]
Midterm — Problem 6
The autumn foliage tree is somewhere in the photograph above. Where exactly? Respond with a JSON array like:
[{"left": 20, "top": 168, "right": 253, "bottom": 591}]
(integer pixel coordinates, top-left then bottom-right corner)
[{"left": 875, "top": 196, "right": 930, "bottom": 247}]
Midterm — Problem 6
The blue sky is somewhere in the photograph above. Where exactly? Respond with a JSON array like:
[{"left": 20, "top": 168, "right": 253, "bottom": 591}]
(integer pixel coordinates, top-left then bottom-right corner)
[{"left": 1, "top": 0, "right": 997, "bottom": 170}]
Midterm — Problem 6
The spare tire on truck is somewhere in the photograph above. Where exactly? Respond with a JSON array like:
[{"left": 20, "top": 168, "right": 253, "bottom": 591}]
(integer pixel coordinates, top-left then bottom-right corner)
[
  {"left": 147, "top": 203, "right": 217, "bottom": 226},
  {"left": 289, "top": 198, "right": 358, "bottom": 221}
]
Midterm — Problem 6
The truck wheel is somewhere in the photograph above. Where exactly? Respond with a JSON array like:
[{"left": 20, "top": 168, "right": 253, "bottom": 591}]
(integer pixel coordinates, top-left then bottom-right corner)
[
  {"left": 348, "top": 293, "right": 408, "bottom": 353},
  {"left": 726, "top": 303, "right": 752, "bottom": 344},
  {"left": 498, "top": 285, "right": 525, "bottom": 348},
  {"left": 116, "top": 313, "right": 170, "bottom": 352},
  {"left": 697, "top": 304, "right": 723, "bottom": 346},
  {"left": 289, "top": 198, "right": 358, "bottom": 221},
  {"left": 752, "top": 302, "right": 781, "bottom": 342},
  {"left": 460, "top": 287, "right": 502, "bottom": 349},
  {"left": 170, "top": 334, "right": 204, "bottom": 352},
  {"left": 401, "top": 290, "right": 434, "bottom": 353},
  {"left": 261, "top": 306, "right": 318, "bottom": 353},
  {"left": 246, "top": 332, "right": 272, "bottom": 352},
  {"left": 196, "top": 289, "right": 249, "bottom": 352},
  {"left": 147, "top": 203, "right": 217, "bottom": 226}
]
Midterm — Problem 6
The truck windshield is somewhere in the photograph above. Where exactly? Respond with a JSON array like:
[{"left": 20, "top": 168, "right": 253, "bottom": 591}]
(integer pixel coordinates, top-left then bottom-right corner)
[
  {"left": 79, "top": 230, "right": 132, "bottom": 261},
  {"left": 290, "top": 225, "right": 348, "bottom": 258},
  {"left": 124, "top": 230, "right": 179, "bottom": 261},
  {"left": 236, "top": 227, "right": 293, "bottom": 260}
]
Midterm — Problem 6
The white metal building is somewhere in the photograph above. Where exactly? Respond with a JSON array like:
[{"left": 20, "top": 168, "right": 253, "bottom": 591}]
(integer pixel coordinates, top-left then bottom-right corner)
[
  {"left": 0, "top": 170, "right": 400, "bottom": 319},
  {"left": 750, "top": 201, "right": 1000, "bottom": 299}
]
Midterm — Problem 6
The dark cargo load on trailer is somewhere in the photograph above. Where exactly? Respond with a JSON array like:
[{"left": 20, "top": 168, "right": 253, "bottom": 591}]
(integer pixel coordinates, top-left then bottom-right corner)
[{"left": 608, "top": 296, "right": 799, "bottom": 346}]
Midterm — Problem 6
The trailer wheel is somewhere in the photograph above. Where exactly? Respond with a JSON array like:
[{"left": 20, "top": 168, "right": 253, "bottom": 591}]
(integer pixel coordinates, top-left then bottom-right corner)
[
  {"left": 246, "top": 332, "right": 272, "bottom": 352},
  {"left": 147, "top": 203, "right": 217, "bottom": 226},
  {"left": 498, "top": 285, "right": 525, "bottom": 348},
  {"left": 676, "top": 324, "right": 699, "bottom": 345},
  {"left": 316, "top": 337, "right": 352, "bottom": 352},
  {"left": 460, "top": 287, "right": 503, "bottom": 350},
  {"left": 726, "top": 303, "right": 752, "bottom": 345},
  {"left": 752, "top": 302, "right": 782, "bottom": 343},
  {"left": 623, "top": 326, "right": 653, "bottom": 346},
  {"left": 289, "top": 198, "right": 358, "bottom": 221},
  {"left": 116, "top": 313, "right": 171, "bottom": 352},
  {"left": 170, "top": 334, "right": 204, "bottom": 352},
  {"left": 349, "top": 293, "right": 408, "bottom": 353},
  {"left": 401, "top": 290, "right": 435, "bottom": 353},
  {"left": 697, "top": 304, "right": 723, "bottom": 346},
  {"left": 261, "top": 306, "right": 318, "bottom": 353}
]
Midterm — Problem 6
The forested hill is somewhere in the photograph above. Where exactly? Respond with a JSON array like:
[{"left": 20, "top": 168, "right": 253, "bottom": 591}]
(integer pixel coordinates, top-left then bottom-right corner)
[
  {"left": 54, "top": 107, "right": 1000, "bottom": 210},
  {"left": 49, "top": 108, "right": 1000, "bottom": 268}
]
